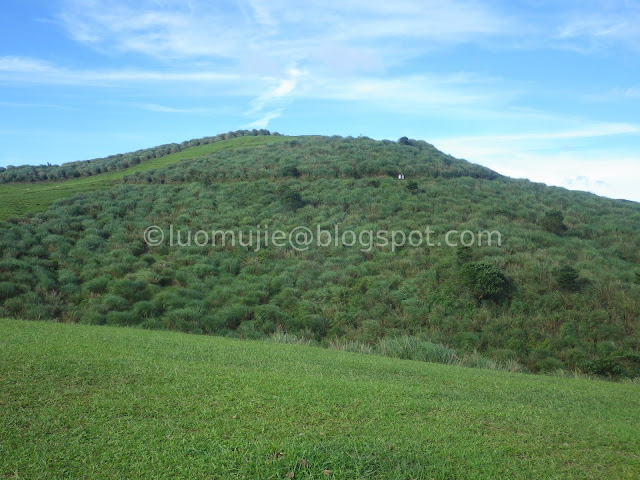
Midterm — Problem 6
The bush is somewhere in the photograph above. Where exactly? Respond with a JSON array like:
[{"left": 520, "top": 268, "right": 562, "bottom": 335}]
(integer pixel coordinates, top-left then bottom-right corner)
[
  {"left": 132, "top": 301, "right": 161, "bottom": 320},
  {"left": 276, "top": 186, "right": 305, "bottom": 210},
  {"left": 108, "top": 278, "right": 150, "bottom": 303},
  {"left": 555, "top": 265, "right": 579, "bottom": 291},
  {"left": 456, "top": 245, "right": 472, "bottom": 265},
  {"left": 540, "top": 210, "right": 567, "bottom": 235},
  {"left": 210, "top": 305, "right": 253, "bottom": 331},
  {"left": 254, "top": 304, "right": 297, "bottom": 333},
  {"left": 0, "top": 282, "right": 19, "bottom": 300},
  {"left": 533, "top": 357, "right": 564, "bottom": 373},
  {"left": 83, "top": 275, "right": 111, "bottom": 294},
  {"left": 582, "top": 351, "right": 640, "bottom": 379},
  {"left": 459, "top": 261, "right": 512, "bottom": 305},
  {"left": 164, "top": 308, "right": 203, "bottom": 333},
  {"left": 99, "top": 294, "right": 129, "bottom": 313}
]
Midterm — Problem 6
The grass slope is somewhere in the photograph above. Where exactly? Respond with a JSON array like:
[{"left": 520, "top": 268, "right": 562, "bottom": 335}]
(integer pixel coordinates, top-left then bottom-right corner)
[
  {"left": 0, "top": 135, "right": 295, "bottom": 220},
  {"left": 1, "top": 319, "right": 638, "bottom": 479}
]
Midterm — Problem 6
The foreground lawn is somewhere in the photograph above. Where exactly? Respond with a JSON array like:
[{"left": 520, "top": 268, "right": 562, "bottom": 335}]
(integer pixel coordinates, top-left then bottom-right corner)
[
  {"left": 0, "top": 319, "right": 638, "bottom": 479},
  {"left": 0, "top": 135, "right": 295, "bottom": 219}
]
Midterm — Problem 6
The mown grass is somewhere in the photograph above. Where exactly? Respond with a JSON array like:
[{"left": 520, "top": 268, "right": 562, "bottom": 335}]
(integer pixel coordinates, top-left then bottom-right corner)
[
  {"left": 0, "top": 135, "right": 295, "bottom": 220},
  {"left": 1, "top": 318, "right": 638, "bottom": 479}
]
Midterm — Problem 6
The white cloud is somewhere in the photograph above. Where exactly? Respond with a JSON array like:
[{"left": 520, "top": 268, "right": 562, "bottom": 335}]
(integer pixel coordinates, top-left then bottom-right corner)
[
  {"left": 432, "top": 124, "right": 640, "bottom": 202},
  {"left": 0, "top": 56, "right": 51, "bottom": 73},
  {"left": 245, "top": 68, "right": 305, "bottom": 127},
  {"left": 0, "top": 56, "right": 246, "bottom": 86},
  {"left": 248, "top": 110, "right": 282, "bottom": 128},
  {"left": 585, "top": 86, "right": 640, "bottom": 101},
  {"left": 56, "top": 0, "right": 516, "bottom": 63},
  {"left": 438, "top": 123, "right": 640, "bottom": 143},
  {"left": 554, "top": 3, "right": 640, "bottom": 52},
  {"left": 139, "top": 104, "right": 211, "bottom": 114}
]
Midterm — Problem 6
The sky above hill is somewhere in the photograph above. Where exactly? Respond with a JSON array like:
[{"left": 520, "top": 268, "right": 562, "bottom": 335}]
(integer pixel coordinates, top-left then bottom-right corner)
[{"left": 1, "top": 0, "right": 639, "bottom": 201}]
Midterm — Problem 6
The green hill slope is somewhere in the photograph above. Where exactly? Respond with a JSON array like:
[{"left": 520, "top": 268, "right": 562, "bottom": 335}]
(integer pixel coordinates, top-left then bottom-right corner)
[
  {"left": 0, "top": 134, "right": 639, "bottom": 378},
  {"left": 1, "top": 318, "right": 638, "bottom": 479},
  {"left": 0, "top": 134, "right": 295, "bottom": 219}
]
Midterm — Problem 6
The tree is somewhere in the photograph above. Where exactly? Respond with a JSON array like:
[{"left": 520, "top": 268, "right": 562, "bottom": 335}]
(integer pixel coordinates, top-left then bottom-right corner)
[
  {"left": 460, "top": 261, "right": 511, "bottom": 305},
  {"left": 398, "top": 136, "right": 411, "bottom": 146},
  {"left": 456, "top": 245, "right": 472, "bottom": 265},
  {"left": 555, "top": 265, "right": 579, "bottom": 291},
  {"left": 280, "top": 165, "right": 301, "bottom": 178},
  {"left": 540, "top": 210, "right": 567, "bottom": 235},
  {"left": 276, "top": 185, "right": 305, "bottom": 210}
]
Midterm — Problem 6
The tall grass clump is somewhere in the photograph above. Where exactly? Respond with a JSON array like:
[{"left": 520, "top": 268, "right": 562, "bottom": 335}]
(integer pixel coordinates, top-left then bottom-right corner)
[{"left": 375, "top": 335, "right": 461, "bottom": 365}]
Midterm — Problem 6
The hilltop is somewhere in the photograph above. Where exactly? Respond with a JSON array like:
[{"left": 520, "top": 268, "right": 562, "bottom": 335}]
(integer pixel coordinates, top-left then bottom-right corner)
[{"left": 0, "top": 132, "right": 639, "bottom": 378}]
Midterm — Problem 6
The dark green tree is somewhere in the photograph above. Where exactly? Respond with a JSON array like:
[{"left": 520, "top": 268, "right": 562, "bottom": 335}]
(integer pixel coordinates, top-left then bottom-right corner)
[
  {"left": 555, "top": 265, "right": 579, "bottom": 291},
  {"left": 460, "top": 261, "right": 511, "bottom": 305},
  {"left": 276, "top": 186, "right": 305, "bottom": 210},
  {"left": 540, "top": 210, "right": 567, "bottom": 235},
  {"left": 456, "top": 245, "right": 473, "bottom": 265}
]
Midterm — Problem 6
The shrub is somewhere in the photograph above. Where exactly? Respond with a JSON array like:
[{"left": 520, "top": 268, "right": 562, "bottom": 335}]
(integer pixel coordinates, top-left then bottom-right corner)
[
  {"left": 0, "top": 282, "right": 19, "bottom": 300},
  {"left": 533, "top": 357, "right": 564, "bottom": 373},
  {"left": 257, "top": 304, "right": 304, "bottom": 332},
  {"left": 99, "top": 294, "right": 129, "bottom": 313},
  {"left": 164, "top": 308, "right": 203, "bottom": 333},
  {"left": 540, "top": 210, "right": 567, "bottom": 235},
  {"left": 280, "top": 165, "right": 301, "bottom": 178},
  {"left": 108, "top": 278, "right": 150, "bottom": 303},
  {"left": 459, "top": 261, "right": 512, "bottom": 305},
  {"left": 555, "top": 265, "right": 580, "bottom": 291},
  {"left": 132, "top": 301, "right": 161, "bottom": 320},
  {"left": 210, "top": 305, "right": 253, "bottom": 331},
  {"left": 276, "top": 186, "right": 305, "bottom": 210},
  {"left": 456, "top": 245, "right": 472, "bottom": 265},
  {"left": 83, "top": 275, "right": 111, "bottom": 294}
]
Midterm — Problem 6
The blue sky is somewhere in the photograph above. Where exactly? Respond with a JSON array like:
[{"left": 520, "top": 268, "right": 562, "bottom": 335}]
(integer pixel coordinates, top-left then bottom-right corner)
[{"left": 1, "top": 0, "right": 639, "bottom": 201}]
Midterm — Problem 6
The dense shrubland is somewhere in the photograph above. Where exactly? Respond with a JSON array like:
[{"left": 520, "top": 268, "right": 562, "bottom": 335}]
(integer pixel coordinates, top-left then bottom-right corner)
[
  {"left": 0, "top": 129, "right": 274, "bottom": 183},
  {"left": 1, "top": 135, "right": 639, "bottom": 378}
]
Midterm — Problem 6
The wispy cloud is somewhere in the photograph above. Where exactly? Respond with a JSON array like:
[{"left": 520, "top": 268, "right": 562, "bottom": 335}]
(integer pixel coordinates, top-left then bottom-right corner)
[
  {"left": 554, "top": 2, "right": 640, "bottom": 52},
  {"left": 584, "top": 86, "right": 640, "bottom": 101},
  {"left": 436, "top": 123, "right": 640, "bottom": 144},
  {"left": 0, "top": 56, "right": 246, "bottom": 86},
  {"left": 432, "top": 123, "right": 640, "bottom": 201},
  {"left": 57, "top": 0, "right": 516, "bottom": 63},
  {"left": 139, "top": 104, "right": 212, "bottom": 114},
  {"left": 248, "top": 110, "right": 282, "bottom": 129}
]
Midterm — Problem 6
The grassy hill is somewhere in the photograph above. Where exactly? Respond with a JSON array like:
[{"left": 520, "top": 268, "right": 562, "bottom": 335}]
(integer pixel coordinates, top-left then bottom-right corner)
[
  {"left": 1, "top": 318, "right": 638, "bottom": 479},
  {"left": 0, "top": 133, "right": 639, "bottom": 378},
  {"left": 0, "top": 134, "right": 295, "bottom": 219}
]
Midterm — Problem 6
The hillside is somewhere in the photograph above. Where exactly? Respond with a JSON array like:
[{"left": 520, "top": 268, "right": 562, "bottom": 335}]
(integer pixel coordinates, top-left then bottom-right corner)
[
  {"left": 0, "top": 132, "right": 295, "bottom": 219},
  {"left": 0, "top": 133, "right": 639, "bottom": 378},
  {"left": 1, "top": 318, "right": 639, "bottom": 479}
]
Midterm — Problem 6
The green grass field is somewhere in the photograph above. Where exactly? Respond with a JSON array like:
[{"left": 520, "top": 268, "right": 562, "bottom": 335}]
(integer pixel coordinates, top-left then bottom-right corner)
[
  {"left": 1, "top": 319, "right": 638, "bottom": 479},
  {"left": 0, "top": 135, "right": 295, "bottom": 220}
]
